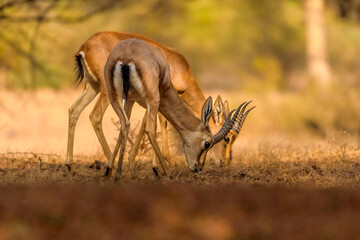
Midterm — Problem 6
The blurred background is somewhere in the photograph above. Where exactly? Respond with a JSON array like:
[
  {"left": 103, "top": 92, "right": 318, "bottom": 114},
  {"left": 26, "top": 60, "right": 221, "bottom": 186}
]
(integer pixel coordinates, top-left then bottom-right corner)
[{"left": 0, "top": 0, "right": 359, "bottom": 153}]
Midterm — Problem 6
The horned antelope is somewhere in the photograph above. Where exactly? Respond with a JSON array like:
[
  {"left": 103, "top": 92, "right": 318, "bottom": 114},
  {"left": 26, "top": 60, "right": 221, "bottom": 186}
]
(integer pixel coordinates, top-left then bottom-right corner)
[
  {"left": 139, "top": 95, "right": 254, "bottom": 169},
  {"left": 66, "top": 31, "right": 253, "bottom": 170},
  {"left": 212, "top": 95, "right": 255, "bottom": 166},
  {"left": 103, "top": 39, "right": 244, "bottom": 179}
]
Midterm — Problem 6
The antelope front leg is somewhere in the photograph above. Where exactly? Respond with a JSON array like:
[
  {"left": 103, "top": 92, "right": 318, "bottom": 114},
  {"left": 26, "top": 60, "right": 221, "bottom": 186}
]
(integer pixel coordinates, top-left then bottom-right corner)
[
  {"left": 151, "top": 115, "right": 160, "bottom": 176},
  {"left": 129, "top": 113, "right": 172, "bottom": 174},
  {"left": 128, "top": 113, "right": 147, "bottom": 170},
  {"left": 145, "top": 103, "right": 169, "bottom": 178},
  {"left": 158, "top": 113, "right": 173, "bottom": 166}
]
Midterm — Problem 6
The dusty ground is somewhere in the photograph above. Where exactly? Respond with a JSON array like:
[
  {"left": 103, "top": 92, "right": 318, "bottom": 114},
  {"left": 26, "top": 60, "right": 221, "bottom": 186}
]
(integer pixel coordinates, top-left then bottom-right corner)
[
  {"left": 1, "top": 185, "right": 360, "bottom": 240},
  {"left": 0, "top": 141, "right": 359, "bottom": 186},
  {"left": 0, "top": 142, "right": 360, "bottom": 239},
  {"left": 1, "top": 90, "right": 360, "bottom": 239}
]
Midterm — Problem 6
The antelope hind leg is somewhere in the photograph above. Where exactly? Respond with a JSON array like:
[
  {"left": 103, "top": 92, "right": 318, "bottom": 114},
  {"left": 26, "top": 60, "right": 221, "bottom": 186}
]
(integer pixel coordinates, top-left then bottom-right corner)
[
  {"left": 105, "top": 101, "right": 134, "bottom": 178},
  {"left": 89, "top": 93, "right": 111, "bottom": 161},
  {"left": 66, "top": 82, "right": 98, "bottom": 170}
]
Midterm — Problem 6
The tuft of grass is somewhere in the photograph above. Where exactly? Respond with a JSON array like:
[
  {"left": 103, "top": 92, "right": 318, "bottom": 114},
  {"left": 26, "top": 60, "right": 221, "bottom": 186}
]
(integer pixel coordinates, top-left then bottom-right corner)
[{"left": 1, "top": 140, "right": 359, "bottom": 188}]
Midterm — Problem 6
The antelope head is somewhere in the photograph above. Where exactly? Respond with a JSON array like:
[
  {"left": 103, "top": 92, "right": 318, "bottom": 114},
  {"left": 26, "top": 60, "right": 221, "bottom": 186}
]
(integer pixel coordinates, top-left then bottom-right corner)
[
  {"left": 208, "top": 95, "right": 230, "bottom": 165},
  {"left": 183, "top": 96, "right": 249, "bottom": 173},
  {"left": 209, "top": 95, "right": 255, "bottom": 167},
  {"left": 222, "top": 100, "right": 255, "bottom": 167}
]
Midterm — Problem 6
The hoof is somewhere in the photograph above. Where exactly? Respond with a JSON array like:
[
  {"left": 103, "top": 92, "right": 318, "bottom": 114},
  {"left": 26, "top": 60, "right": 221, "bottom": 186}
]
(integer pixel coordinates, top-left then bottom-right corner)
[
  {"left": 104, "top": 166, "right": 112, "bottom": 177},
  {"left": 65, "top": 164, "right": 72, "bottom": 172},
  {"left": 152, "top": 167, "right": 160, "bottom": 177},
  {"left": 114, "top": 170, "right": 122, "bottom": 182}
]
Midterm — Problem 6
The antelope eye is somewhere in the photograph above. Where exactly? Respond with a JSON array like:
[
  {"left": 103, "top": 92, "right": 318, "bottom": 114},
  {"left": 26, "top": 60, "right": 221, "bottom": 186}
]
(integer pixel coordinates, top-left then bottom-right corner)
[
  {"left": 224, "top": 137, "right": 230, "bottom": 144},
  {"left": 204, "top": 141, "right": 211, "bottom": 150}
]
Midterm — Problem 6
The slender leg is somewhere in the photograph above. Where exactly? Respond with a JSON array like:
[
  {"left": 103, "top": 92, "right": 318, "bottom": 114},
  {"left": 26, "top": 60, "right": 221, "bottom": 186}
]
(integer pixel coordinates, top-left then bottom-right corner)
[
  {"left": 105, "top": 101, "right": 134, "bottom": 177},
  {"left": 145, "top": 101, "right": 169, "bottom": 177},
  {"left": 151, "top": 116, "right": 160, "bottom": 176},
  {"left": 89, "top": 93, "right": 111, "bottom": 161},
  {"left": 132, "top": 113, "right": 172, "bottom": 174},
  {"left": 158, "top": 113, "right": 173, "bottom": 165},
  {"left": 151, "top": 151, "right": 160, "bottom": 177},
  {"left": 128, "top": 113, "right": 147, "bottom": 170},
  {"left": 105, "top": 129, "right": 122, "bottom": 177},
  {"left": 114, "top": 122, "right": 130, "bottom": 181},
  {"left": 66, "top": 82, "right": 98, "bottom": 170}
]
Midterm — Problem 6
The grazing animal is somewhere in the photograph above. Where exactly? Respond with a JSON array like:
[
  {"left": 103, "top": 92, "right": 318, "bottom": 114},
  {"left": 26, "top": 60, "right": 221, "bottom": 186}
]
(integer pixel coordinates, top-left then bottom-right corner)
[
  {"left": 66, "top": 31, "right": 253, "bottom": 170},
  {"left": 103, "top": 39, "right": 241, "bottom": 179},
  {"left": 213, "top": 96, "right": 255, "bottom": 166}
]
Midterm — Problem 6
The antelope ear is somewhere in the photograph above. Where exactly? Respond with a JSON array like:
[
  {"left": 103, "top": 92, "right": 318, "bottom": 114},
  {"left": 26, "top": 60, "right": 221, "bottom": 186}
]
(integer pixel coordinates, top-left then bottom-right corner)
[
  {"left": 201, "top": 96, "right": 213, "bottom": 125},
  {"left": 224, "top": 100, "right": 230, "bottom": 117},
  {"left": 213, "top": 95, "right": 225, "bottom": 125}
]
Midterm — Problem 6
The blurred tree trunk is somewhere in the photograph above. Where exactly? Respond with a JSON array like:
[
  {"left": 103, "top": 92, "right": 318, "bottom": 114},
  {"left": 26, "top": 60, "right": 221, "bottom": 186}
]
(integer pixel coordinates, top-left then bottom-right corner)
[{"left": 305, "top": 0, "right": 332, "bottom": 85}]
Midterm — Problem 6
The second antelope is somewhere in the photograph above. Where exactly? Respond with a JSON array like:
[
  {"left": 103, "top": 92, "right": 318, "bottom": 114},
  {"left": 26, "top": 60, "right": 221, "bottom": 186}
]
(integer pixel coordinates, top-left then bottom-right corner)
[
  {"left": 66, "top": 31, "right": 254, "bottom": 170},
  {"left": 103, "top": 39, "right": 244, "bottom": 179}
]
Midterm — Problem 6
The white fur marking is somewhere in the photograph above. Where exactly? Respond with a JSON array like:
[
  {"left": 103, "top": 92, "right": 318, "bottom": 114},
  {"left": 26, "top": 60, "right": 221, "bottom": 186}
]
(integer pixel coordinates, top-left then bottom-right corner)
[
  {"left": 114, "top": 61, "right": 124, "bottom": 106},
  {"left": 128, "top": 62, "right": 145, "bottom": 97},
  {"left": 79, "top": 51, "right": 97, "bottom": 81}
]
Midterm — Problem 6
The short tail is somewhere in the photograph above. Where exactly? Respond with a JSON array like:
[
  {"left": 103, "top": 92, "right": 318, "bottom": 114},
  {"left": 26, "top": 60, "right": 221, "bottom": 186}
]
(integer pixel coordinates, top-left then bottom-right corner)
[
  {"left": 121, "top": 64, "right": 130, "bottom": 103},
  {"left": 74, "top": 53, "right": 84, "bottom": 86}
]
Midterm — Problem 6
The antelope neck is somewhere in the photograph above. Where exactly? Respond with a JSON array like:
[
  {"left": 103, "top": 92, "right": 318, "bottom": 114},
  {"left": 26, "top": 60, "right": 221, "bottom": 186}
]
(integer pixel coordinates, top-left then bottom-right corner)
[{"left": 159, "top": 86, "right": 201, "bottom": 140}]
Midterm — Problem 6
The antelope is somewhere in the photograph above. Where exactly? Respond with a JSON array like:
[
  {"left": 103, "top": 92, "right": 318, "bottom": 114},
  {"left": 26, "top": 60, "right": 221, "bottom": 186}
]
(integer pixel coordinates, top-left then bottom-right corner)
[
  {"left": 66, "top": 31, "right": 253, "bottom": 170},
  {"left": 103, "top": 38, "right": 242, "bottom": 179},
  {"left": 212, "top": 95, "right": 255, "bottom": 166}
]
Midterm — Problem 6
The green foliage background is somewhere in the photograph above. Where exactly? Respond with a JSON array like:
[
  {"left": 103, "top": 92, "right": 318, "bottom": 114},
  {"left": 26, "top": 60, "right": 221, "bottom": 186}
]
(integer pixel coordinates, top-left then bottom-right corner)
[
  {"left": 1, "top": 0, "right": 353, "bottom": 90},
  {"left": 1, "top": 0, "right": 360, "bottom": 138}
]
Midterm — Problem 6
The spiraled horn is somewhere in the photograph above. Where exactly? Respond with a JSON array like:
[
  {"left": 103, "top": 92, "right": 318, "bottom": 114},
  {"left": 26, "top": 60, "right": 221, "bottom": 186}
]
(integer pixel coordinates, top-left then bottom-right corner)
[
  {"left": 231, "top": 101, "right": 251, "bottom": 134},
  {"left": 232, "top": 102, "right": 256, "bottom": 134},
  {"left": 213, "top": 102, "right": 247, "bottom": 144}
]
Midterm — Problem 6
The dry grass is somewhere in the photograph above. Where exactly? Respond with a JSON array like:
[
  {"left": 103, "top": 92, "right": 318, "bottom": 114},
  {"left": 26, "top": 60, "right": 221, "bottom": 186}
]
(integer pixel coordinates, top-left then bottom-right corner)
[
  {"left": 1, "top": 140, "right": 359, "bottom": 187},
  {"left": 1, "top": 137, "right": 360, "bottom": 239},
  {"left": 1, "top": 89, "right": 360, "bottom": 239}
]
